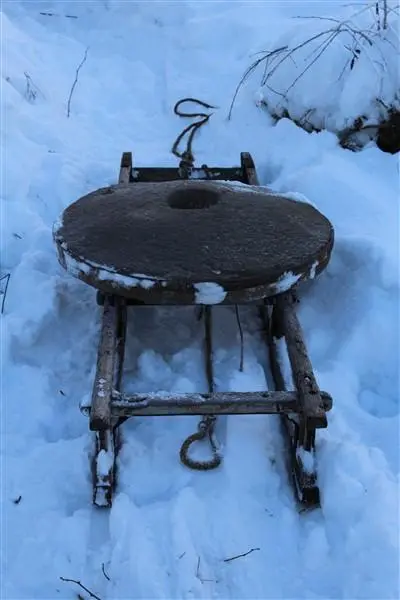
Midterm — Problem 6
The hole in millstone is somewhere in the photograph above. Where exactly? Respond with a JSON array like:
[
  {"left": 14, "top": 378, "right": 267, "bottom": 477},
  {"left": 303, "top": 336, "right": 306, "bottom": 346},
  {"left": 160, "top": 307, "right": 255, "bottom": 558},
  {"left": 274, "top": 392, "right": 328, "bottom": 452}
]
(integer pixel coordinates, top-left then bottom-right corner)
[{"left": 167, "top": 187, "right": 220, "bottom": 210}]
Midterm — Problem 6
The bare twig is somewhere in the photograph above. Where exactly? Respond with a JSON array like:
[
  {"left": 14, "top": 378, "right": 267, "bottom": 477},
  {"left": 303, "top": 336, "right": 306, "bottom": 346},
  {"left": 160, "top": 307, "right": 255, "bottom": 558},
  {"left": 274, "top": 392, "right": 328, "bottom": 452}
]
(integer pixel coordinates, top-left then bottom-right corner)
[
  {"left": 13, "top": 495, "right": 22, "bottom": 504},
  {"left": 24, "top": 72, "right": 44, "bottom": 103},
  {"left": 228, "top": 46, "right": 288, "bottom": 119},
  {"left": 286, "top": 29, "right": 341, "bottom": 94},
  {"left": 101, "top": 563, "right": 111, "bottom": 581},
  {"left": 236, "top": 4, "right": 394, "bottom": 114},
  {"left": 338, "top": 55, "right": 352, "bottom": 80},
  {"left": 60, "top": 577, "right": 102, "bottom": 600},
  {"left": 386, "top": 5, "right": 400, "bottom": 18},
  {"left": 67, "top": 47, "right": 89, "bottom": 118},
  {"left": 0, "top": 273, "right": 10, "bottom": 314},
  {"left": 234, "top": 305, "right": 244, "bottom": 372},
  {"left": 228, "top": 56, "right": 271, "bottom": 120},
  {"left": 382, "top": 0, "right": 389, "bottom": 29},
  {"left": 262, "top": 83, "right": 286, "bottom": 98},
  {"left": 223, "top": 547, "right": 260, "bottom": 563},
  {"left": 376, "top": 2, "right": 382, "bottom": 30},
  {"left": 265, "top": 29, "right": 338, "bottom": 82},
  {"left": 40, "top": 12, "right": 78, "bottom": 18},
  {"left": 196, "top": 556, "right": 201, "bottom": 578}
]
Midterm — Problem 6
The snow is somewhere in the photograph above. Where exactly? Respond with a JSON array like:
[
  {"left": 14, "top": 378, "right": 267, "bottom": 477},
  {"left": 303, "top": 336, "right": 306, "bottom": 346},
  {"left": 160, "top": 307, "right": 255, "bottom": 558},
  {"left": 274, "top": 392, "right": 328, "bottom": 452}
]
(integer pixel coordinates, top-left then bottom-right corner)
[
  {"left": 57, "top": 245, "right": 163, "bottom": 290},
  {"left": 214, "top": 180, "right": 267, "bottom": 193},
  {"left": 296, "top": 446, "right": 316, "bottom": 475},
  {"left": 253, "top": 1, "right": 400, "bottom": 139},
  {"left": 274, "top": 270, "right": 302, "bottom": 293},
  {"left": 194, "top": 281, "right": 227, "bottom": 305},
  {"left": 2, "top": 2, "right": 399, "bottom": 600},
  {"left": 275, "top": 336, "right": 295, "bottom": 390},
  {"left": 97, "top": 449, "right": 114, "bottom": 478}
]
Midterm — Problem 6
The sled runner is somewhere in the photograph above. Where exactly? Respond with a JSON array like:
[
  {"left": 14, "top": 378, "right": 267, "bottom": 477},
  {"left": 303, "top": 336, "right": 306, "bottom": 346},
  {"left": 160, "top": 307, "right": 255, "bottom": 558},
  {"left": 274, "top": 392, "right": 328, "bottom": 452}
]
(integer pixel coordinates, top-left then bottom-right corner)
[{"left": 53, "top": 149, "right": 334, "bottom": 509}]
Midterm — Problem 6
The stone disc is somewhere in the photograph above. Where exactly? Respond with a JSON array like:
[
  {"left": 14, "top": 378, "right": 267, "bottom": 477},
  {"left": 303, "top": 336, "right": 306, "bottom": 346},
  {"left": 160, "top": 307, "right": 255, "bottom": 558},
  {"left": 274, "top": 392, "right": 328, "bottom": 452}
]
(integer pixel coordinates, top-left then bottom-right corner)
[{"left": 53, "top": 180, "right": 334, "bottom": 304}]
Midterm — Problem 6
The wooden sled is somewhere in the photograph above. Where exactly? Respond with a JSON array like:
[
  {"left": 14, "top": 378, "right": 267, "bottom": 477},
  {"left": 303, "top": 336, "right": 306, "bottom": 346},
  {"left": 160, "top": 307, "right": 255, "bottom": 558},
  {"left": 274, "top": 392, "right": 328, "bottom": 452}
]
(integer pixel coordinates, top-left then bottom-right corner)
[{"left": 53, "top": 151, "right": 334, "bottom": 509}]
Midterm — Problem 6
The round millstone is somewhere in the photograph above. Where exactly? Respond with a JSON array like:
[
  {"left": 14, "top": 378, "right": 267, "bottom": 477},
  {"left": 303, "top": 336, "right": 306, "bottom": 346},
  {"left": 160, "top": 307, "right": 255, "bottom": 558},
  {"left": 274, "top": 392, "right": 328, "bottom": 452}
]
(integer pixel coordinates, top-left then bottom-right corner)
[{"left": 53, "top": 179, "right": 334, "bottom": 304}]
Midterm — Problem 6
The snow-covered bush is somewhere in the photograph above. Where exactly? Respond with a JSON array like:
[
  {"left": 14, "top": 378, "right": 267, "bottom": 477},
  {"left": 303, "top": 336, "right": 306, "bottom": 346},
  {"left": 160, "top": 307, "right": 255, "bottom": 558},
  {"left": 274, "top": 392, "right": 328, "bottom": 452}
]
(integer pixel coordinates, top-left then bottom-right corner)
[{"left": 233, "top": 1, "right": 400, "bottom": 152}]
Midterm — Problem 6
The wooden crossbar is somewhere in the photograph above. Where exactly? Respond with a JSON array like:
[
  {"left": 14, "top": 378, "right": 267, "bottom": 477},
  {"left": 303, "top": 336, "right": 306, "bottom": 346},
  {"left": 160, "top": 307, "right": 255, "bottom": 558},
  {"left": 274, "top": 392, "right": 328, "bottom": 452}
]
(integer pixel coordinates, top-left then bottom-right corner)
[{"left": 110, "top": 390, "right": 333, "bottom": 417}]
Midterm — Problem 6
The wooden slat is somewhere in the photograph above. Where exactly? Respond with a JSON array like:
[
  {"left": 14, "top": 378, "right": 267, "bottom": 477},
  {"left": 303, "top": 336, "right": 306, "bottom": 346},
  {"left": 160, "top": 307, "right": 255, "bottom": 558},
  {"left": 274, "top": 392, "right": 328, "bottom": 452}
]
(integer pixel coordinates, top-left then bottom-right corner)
[
  {"left": 259, "top": 300, "right": 321, "bottom": 505},
  {"left": 241, "top": 152, "right": 260, "bottom": 185},
  {"left": 275, "top": 294, "right": 328, "bottom": 427},
  {"left": 90, "top": 297, "right": 120, "bottom": 431},
  {"left": 119, "top": 152, "right": 132, "bottom": 183},
  {"left": 110, "top": 390, "right": 332, "bottom": 417},
  {"left": 131, "top": 167, "right": 243, "bottom": 182},
  {"left": 114, "top": 300, "right": 127, "bottom": 392}
]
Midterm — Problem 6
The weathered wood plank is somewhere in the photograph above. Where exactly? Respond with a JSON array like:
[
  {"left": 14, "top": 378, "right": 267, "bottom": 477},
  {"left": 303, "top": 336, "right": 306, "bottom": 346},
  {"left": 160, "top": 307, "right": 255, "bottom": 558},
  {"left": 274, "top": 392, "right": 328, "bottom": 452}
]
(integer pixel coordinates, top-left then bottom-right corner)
[
  {"left": 119, "top": 151, "right": 132, "bottom": 184},
  {"left": 274, "top": 293, "right": 328, "bottom": 427},
  {"left": 92, "top": 429, "right": 116, "bottom": 507},
  {"left": 89, "top": 297, "right": 120, "bottom": 431},
  {"left": 241, "top": 152, "right": 260, "bottom": 185},
  {"left": 110, "top": 390, "right": 332, "bottom": 417},
  {"left": 114, "top": 299, "right": 127, "bottom": 393},
  {"left": 131, "top": 166, "right": 243, "bottom": 182},
  {"left": 259, "top": 300, "right": 321, "bottom": 505}
]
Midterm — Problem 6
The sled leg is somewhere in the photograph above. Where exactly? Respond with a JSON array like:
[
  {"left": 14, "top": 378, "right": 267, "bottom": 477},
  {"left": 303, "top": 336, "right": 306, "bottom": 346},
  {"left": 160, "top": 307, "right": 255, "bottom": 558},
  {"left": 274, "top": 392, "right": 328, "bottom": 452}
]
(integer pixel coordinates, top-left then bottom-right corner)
[
  {"left": 260, "top": 294, "right": 328, "bottom": 507},
  {"left": 92, "top": 429, "right": 116, "bottom": 507},
  {"left": 91, "top": 295, "right": 127, "bottom": 507},
  {"left": 90, "top": 152, "right": 132, "bottom": 507}
]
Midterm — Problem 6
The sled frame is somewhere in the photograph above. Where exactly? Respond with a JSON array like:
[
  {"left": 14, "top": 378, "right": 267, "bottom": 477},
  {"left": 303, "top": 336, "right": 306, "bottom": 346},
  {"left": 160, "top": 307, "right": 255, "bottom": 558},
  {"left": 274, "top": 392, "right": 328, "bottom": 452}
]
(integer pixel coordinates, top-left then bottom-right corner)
[{"left": 85, "top": 151, "right": 332, "bottom": 509}]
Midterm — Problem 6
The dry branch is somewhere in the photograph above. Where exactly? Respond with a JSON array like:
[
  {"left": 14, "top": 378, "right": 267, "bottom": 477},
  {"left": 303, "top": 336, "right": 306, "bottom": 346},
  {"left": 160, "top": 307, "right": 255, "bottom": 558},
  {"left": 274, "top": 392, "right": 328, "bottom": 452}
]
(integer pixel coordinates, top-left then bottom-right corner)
[
  {"left": 40, "top": 12, "right": 78, "bottom": 18},
  {"left": 0, "top": 273, "right": 10, "bottom": 314},
  {"left": 223, "top": 547, "right": 260, "bottom": 562},
  {"left": 101, "top": 563, "right": 111, "bottom": 581},
  {"left": 229, "top": 0, "right": 398, "bottom": 121},
  {"left": 67, "top": 47, "right": 89, "bottom": 118},
  {"left": 60, "top": 577, "right": 102, "bottom": 600},
  {"left": 234, "top": 305, "right": 245, "bottom": 372}
]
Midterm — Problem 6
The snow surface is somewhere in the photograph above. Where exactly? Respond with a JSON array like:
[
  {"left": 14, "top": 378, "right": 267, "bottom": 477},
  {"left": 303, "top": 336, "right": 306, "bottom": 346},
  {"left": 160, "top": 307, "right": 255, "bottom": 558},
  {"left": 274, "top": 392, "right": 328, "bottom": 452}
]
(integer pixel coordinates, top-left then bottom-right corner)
[
  {"left": 253, "top": 1, "right": 400, "bottom": 136},
  {"left": 2, "top": 2, "right": 399, "bottom": 599},
  {"left": 194, "top": 282, "right": 227, "bottom": 305}
]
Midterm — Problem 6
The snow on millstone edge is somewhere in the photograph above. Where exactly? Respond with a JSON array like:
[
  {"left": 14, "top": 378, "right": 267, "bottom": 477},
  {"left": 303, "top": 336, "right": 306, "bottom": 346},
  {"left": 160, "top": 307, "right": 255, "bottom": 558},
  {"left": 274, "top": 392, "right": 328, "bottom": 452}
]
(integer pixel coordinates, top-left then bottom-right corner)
[
  {"left": 194, "top": 281, "right": 227, "bottom": 304},
  {"left": 61, "top": 250, "right": 164, "bottom": 290},
  {"left": 53, "top": 220, "right": 166, "bottom": 290}
]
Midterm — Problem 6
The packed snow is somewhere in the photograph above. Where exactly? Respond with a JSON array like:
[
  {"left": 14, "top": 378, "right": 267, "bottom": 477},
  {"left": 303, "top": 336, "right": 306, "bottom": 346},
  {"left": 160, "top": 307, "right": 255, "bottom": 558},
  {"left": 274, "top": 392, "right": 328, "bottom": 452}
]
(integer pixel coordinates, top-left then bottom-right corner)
[{"left": 2, "top": 1, "right": 399, "bottom": 600}]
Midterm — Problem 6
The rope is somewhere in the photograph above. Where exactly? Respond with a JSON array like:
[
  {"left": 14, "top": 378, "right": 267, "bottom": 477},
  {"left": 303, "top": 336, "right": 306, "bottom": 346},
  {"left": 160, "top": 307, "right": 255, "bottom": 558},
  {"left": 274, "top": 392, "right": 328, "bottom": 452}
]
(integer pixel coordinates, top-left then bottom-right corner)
[
  {"left": 171, "top": 97, "right": 217, "bottom": 178},
  {"left": 179, "top": 415, "right": 221, "bottom": 470},
  {"left": 180, "top": 307, "right": 222, "bottom": 470}
]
